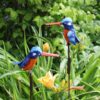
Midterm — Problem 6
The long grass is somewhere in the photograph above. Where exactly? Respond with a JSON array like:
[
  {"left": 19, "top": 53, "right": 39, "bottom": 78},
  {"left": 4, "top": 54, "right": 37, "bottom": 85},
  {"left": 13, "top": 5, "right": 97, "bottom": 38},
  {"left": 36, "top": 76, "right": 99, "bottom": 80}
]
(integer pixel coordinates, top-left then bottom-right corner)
[{"left": 0, "top": 26, "right": 100, "bottom": 100}]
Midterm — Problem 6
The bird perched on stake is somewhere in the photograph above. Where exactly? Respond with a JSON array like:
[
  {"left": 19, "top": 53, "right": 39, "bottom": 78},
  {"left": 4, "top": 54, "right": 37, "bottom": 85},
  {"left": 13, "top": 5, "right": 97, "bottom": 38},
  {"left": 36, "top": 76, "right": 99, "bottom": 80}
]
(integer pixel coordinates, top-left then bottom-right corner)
[
  {"left": 46, "top": 17, "right": 80, "bottom": 99},
  {"left": 14, "top": 46, "right": 59, "bottom": 70},
  {"left": 14, "top": 46, "right": 59, "bottom": 100},
  {"left": 46, "top": 17, "right": 80, "bottom": 45}
]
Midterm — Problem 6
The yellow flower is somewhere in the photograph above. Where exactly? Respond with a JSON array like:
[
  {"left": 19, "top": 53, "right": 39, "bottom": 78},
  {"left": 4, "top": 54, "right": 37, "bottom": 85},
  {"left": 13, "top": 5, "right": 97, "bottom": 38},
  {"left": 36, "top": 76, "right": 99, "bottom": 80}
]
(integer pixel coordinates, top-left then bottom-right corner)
[
  {"left": 38, "top": 73, "right": 84, "bottom": 92},
  {"left": 57, "top": 80, "right": 72, "bottom": 92},
  {"left": 54, "top": 80, "right": 84, "bottom": 92},
  {"left": 72, "top": 44, "right": 79, "bottom": 49},
  {"left": 38, "top": 71, "right": 57, "bottom": 89},
  {"left": 79, "top": 43, "right": 86, "bottom": 50},
  {"left": 72, "top": 43, "right": 86, "bottom": 50},
  {"left": 43, "top": 43, "right": 50, "bottom": 52},
  {"left": 61, "top": 80, "right": 69, "bottom": 88}
]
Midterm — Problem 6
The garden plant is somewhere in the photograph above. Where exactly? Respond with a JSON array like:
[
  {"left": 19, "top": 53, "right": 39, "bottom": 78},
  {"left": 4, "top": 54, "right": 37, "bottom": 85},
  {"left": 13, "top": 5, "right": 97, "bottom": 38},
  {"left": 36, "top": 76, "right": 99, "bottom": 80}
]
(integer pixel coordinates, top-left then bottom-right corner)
[{"left": 0, "top": 0, "right": 100, "bottom": 100}]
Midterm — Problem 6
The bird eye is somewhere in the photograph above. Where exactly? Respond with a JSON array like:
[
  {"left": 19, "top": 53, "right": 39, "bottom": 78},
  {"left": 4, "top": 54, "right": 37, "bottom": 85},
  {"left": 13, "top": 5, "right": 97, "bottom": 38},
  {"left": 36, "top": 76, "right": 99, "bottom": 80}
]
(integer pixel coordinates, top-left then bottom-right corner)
[
  {"left": 67, "top": 22, "right": 72, "bottom": 26},
  {"left": 32, "top": 53, "right": 36, "bottom": 56},
  {"left": 38, "top": 53, "right": 41, "bottom": 56}
]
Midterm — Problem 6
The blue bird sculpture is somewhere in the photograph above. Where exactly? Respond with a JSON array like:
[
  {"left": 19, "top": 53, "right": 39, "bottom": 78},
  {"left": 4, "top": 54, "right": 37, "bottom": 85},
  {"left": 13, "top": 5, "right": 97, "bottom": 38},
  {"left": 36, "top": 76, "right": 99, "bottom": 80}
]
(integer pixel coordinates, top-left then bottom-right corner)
[
  {"left": 46, "top": 17, "right": 80, "bottom": 45},
  {"left": 14, "top": 46, "right": 59, "bottom": 70},
  {"left": 46, "top": 17, "right": 80, "bottom": 98}
]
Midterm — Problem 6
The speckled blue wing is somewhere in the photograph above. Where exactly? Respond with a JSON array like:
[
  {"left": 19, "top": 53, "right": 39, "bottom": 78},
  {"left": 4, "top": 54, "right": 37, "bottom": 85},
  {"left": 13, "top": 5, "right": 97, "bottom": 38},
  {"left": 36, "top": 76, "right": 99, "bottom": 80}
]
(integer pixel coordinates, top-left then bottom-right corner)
[
  {"left": 68, "top": 30, "right": 80, "bottom": 45},
  {"left": 14, "top": 54, "right": 30, "bottom": 68}
]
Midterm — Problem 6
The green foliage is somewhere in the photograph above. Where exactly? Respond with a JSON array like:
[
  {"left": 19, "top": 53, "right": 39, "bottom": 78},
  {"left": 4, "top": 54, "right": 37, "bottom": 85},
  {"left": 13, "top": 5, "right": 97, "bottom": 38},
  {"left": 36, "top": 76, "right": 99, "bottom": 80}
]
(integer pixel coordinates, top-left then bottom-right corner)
[{"left": 0, "top": 0, "right": 100, "bottom": 99}]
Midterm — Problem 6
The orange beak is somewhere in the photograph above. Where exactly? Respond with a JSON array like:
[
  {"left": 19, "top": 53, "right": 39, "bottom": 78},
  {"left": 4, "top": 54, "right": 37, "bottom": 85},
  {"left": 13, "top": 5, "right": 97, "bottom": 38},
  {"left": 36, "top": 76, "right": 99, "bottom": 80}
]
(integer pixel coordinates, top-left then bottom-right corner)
[
  {"left": 41, "top": 52, "right": 59, "bottom": 57},
  {"left": 45, "top": 22, "right": 61, "bottom": 26}
]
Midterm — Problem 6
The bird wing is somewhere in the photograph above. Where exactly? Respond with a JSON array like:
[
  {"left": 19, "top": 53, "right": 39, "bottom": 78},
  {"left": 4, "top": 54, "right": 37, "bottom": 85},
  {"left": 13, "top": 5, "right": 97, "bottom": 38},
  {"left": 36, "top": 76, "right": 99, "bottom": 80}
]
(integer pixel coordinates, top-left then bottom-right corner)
[
  {"left": 13, "top": 61, "right": 21, "bottom": 65},
  {"left": 67, "top": 30, "right": 79, "bottom": 45},
  {"left": 14, "top": 54, "right": 30, "bottom": 68},
  {"left": 18, "top": 55, "right": 30, "bottom": 68}
]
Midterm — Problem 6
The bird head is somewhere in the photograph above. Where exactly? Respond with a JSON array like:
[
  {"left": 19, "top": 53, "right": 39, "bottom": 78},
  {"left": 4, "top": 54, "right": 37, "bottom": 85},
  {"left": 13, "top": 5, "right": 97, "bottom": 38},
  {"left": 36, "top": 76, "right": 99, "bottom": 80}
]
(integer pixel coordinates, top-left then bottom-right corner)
[
  {"left": 46, "top": 17, "right": 74, "bottom": 30},
  {"left": 30, "top": 46, "right": 59, "bottom": 58}
]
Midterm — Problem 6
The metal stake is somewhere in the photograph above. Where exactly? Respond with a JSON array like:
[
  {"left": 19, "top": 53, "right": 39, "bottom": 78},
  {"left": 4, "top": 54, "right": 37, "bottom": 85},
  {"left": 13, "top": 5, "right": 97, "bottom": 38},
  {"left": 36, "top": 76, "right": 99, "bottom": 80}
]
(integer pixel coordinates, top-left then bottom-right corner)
[
  {"left": 67, "top": 43, "right": 71, "bottom": 99},
  {"left": 29, "top": 70, "right": 33, "bottom": 100}
]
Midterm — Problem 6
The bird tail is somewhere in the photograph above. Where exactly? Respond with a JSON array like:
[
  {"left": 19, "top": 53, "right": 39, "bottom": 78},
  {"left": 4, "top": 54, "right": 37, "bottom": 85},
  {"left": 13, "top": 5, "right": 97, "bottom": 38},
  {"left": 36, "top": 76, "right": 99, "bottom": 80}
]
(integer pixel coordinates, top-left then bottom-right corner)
[
  {"left": 75, "top": 36, "right": 80, "bottom": 43},
  {"left": 13, "top": 61, "right": 20, "bottom": 65}
]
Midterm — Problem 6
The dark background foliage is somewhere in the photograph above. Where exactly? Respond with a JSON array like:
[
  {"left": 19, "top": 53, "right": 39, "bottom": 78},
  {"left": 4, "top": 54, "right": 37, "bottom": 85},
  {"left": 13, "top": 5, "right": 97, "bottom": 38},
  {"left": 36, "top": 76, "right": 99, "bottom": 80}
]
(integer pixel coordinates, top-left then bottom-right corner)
[{"left": 0, "top": 0, "right": 100, "bottom": 99}]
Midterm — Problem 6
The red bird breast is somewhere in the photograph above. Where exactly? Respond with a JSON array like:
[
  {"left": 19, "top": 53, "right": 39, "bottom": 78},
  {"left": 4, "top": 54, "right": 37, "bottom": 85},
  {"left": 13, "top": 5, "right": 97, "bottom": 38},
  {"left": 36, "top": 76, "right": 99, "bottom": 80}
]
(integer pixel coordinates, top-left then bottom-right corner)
[
  {"left": 23, "top": 59, "right": 37, "bottom": 70},
  {"left": 64, "top": 29, "right": 69, "bottom": 44}
]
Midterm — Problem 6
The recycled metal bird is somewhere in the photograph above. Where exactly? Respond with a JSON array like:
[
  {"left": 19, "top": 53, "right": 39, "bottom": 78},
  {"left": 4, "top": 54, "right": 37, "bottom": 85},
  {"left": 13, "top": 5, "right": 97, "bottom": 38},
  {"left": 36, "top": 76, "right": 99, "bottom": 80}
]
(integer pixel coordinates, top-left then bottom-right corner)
[
  {"left": 46, "top": 17, "right": 79, "bottom": 98},
  {"left": 14, "top": 46, "right": 59, "bottom": 70},
  {"left": 46, "top": 17, "right": 80, "bottom": 45},
  {"left": 14, "top": 46, "right": 59, "bottom": 100}
]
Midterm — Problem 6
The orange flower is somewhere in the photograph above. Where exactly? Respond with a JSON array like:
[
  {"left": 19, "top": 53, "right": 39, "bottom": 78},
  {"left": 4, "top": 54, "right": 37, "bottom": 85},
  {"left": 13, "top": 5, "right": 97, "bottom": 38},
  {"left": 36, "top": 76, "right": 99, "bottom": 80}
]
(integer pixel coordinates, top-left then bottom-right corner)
[
  {"left": 43, "top": 43, "right": 50, "bottom": 52},
  {"left": 38, "top": 71, "right": 57, "bottom": 89},
  {"left": 38, "top": 73, "right": 84, "bottom": 92}
]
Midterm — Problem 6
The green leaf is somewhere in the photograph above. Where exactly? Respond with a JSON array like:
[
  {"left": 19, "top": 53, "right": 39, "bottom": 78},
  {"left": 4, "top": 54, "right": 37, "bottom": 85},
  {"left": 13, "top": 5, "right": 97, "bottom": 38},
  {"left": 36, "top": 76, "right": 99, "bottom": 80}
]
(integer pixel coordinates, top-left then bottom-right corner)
[
  {"left": 0, "top": 18, "right": 5, "bottom": 28},
  {"left": 24, "top": 13, "right": 32, "bottom": 21},
  {"left": 83, "top": 56, "right": 100, "bottom": 83},
  {"left": 10, "top": 9, "right": 18, "bottom": 20},
  {"left": 5, "top": 8, "right": 18, "bottom": 20},
  {"left": 0, "top": 70, "right": 22, "bottom": 79},
  {"left": 18, "top": 0, "right": 25, "bottom": 4},
  {"left": 60, "top": 58, "right": 67, "bottom": 74},
  {"left": 34, "top": 16, "right": 44, "bottom": 27}
]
